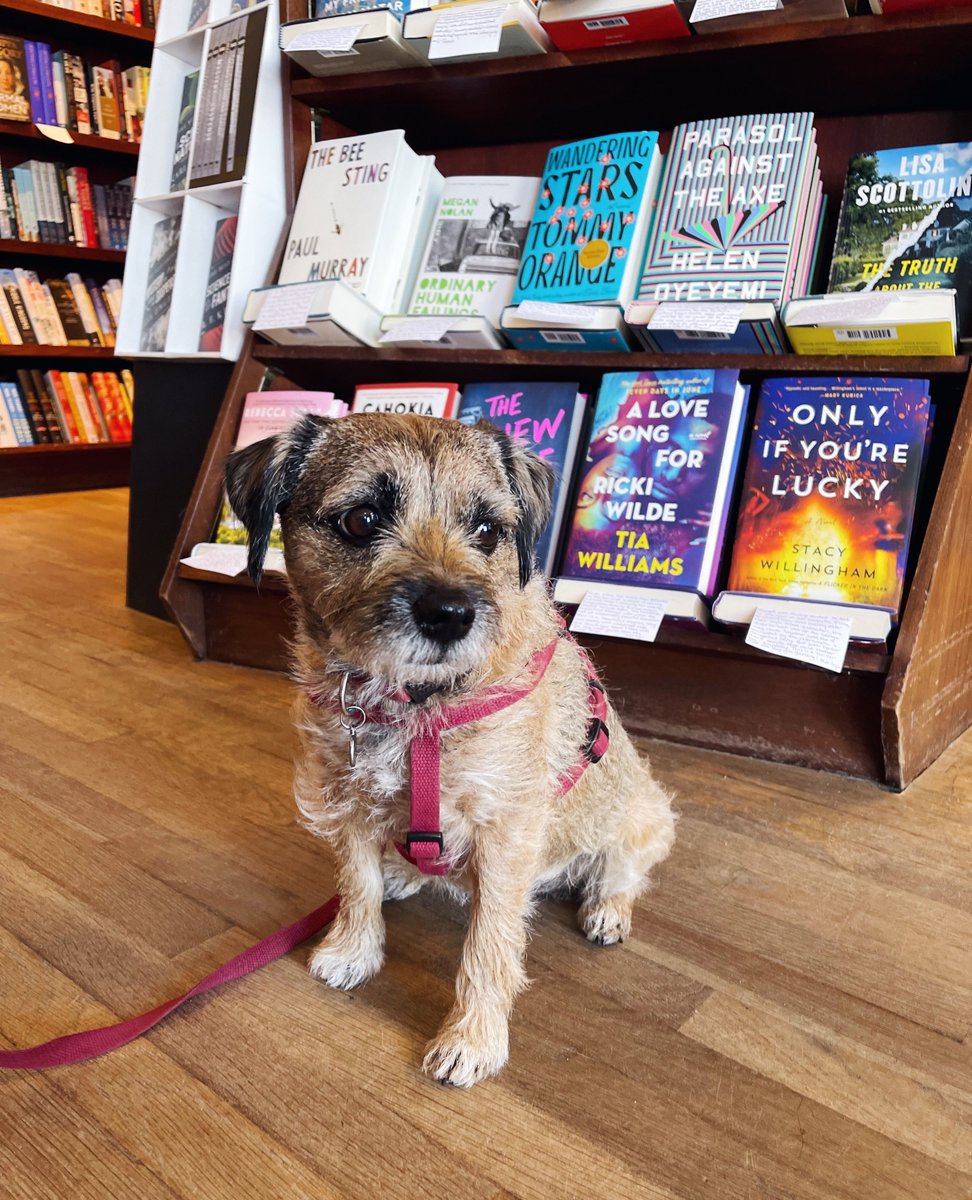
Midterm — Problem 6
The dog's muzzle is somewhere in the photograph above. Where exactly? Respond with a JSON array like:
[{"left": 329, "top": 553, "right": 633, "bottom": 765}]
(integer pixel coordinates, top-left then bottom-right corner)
[{"left": 410, "top": 586, "right": 477, "bottom": 645}]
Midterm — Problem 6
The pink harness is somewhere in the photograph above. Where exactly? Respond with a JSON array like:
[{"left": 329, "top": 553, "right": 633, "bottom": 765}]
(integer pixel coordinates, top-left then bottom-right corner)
[{"left": 0, "top": 630, "right": 608, "bottom": 1071}]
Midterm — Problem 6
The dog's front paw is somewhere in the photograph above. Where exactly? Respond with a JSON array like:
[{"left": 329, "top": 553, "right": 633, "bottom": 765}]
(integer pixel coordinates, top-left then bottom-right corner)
[
  {"left": 578, "top": 896, "right": 632, "bottom": 946},
  {"left": 308, "top": 932, "right": 383, "bottom": 991},
  {"left": 381, "top": 856, "right": 426, "bottom": 903},
  {"left": 422, "top": 1014, "right": 509, "bottom": 1088}
]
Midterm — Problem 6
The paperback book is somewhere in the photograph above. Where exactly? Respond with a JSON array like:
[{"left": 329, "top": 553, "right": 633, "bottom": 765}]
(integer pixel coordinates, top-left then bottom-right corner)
[
  {"left": 0, "top": 38, "right": 31, "bottom": 123},
  {"left": 555, "top": 368, "right": 750, "bottom": 618},
  {"left": 638, "top": 112, "right": 822, "bottom": 309},
  {"left": 713, "top": 376, "right": 933, "bottom": 637},
  {"left": 199, "top": 215, "right": 237, "bottom": 351},
  {"left": 539, "top": 0, "right": 689, "bottom": 50},
  {"left": 408, "top": 176, "right": 541, "bottom": 326},
  {"left": 170, "top": 71, "right": 199, "bottom": 192},
  {"left": 351, "top": 381, "right": 460, "bottom": 418},
  {"left": 457, "top": 381, "right": 589, "bottom": 574},
  {"left": 140, "top": 215, "right": 181, "bottom": 352},
  {"left": 827, "top": 141, "right": 972, "bottom": 339},
  {"left": 513, "top": 131, "right": 662, "bottom": 308}
]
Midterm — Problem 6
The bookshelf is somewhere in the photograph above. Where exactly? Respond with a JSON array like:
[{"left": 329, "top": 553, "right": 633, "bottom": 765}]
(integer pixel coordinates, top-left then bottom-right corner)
[
  {"left": 0, "top": 3, "right": 150, "bottom": 494},
  {"left": 162, "top": 4, "right": 972, "bottom": 790}
]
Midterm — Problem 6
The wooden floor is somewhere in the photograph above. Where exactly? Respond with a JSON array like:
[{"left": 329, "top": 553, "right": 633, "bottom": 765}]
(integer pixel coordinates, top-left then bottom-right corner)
[{"left": 2, "top": 489, "right": 972, "bottom": 1200}]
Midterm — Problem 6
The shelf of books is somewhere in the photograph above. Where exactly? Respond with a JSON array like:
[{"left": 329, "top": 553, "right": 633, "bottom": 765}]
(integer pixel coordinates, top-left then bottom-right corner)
[
  {"left": 0, "top": 2, "right": 147, "bottom": 492},
  {"left": 163, "top": 2, "right": 972, "bottom": 791},
  {"left": 114, "top": 0, "right": 287, "bottom": 361}
]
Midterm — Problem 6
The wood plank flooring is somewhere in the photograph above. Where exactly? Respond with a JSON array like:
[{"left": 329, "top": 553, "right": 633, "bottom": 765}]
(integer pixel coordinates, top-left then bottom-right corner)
[{"left": 1, "top": 488, "right": 971, "bottom": 1200}]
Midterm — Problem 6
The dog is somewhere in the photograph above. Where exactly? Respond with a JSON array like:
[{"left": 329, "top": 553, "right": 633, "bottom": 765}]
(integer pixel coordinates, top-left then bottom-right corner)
[{"left": 225, "top": 412, "right": 676, "bottom": 1087}]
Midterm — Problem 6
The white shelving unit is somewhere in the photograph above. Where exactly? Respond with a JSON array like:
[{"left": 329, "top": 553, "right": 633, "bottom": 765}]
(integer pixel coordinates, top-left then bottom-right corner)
[{"left": 117, "top": 0, "right": 287, "bottom": 361}]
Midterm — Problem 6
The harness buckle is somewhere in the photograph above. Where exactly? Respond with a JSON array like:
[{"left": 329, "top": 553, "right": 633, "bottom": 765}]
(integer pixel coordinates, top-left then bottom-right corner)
[
  {"left": 582, "top": 717, "right": 610, "bottom": 765},
  {"left": 405, "top": 831, "right": 444, "bottom": 856}
]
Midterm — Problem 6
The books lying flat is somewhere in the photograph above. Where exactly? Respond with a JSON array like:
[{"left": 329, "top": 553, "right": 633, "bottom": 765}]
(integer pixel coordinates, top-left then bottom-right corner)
[
  {"left": 713, "top": 375, "right": 932, "bottom": 639},
  {"left": 682, "top": 0, "right": 848, "bottom": 33},
  {"left": 244, "top": 279, "right": 384, "bottom": 346},
  {"left": 380, "top": 313, "right": 506, "bottom": 347},
  {"left": 540, "top": 0, "right": 689, "bottom": 50},
  {"left": 502, "top": 302, "right": 635, "bottom": 351},
  {"left": 403, "top": 0, "right": 552, "bottom": 63},
  {"left": 783, "top": 291, "right": 957, "bottom": 356},
  {"left": 625, "top": 300, "right": 786, "bottom": 354},
  {"left": 279, "top": 11, "right": 427, "bottom": 76}
]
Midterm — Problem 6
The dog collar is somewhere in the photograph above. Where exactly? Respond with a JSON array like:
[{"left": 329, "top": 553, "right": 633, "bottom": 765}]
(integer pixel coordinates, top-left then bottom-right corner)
[{"left": 309, "top": 627, "right": 610, "bottom": 877}]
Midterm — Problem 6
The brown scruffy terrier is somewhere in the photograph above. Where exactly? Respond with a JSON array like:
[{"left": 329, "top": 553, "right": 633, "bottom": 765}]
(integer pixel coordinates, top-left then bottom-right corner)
[{"left": 225, "top": 411, "right": 676, "bottom": 1088}]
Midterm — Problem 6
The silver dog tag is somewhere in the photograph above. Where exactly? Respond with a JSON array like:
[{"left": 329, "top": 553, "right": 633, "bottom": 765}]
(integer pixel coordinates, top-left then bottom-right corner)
[{"left": 338, "top": 671, "right": 367, "bottom": 768}]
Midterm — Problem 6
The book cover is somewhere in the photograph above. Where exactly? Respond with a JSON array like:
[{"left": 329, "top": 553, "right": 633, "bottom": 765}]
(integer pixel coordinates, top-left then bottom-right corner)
[
  {"left": 199, "top": 215, "right": 237, "bottom": 351},
  {"left": 351, "top": 381, "right": 460, "bottom": 418},
  {"left": 638, "top": 112, "right": 818, "bottom": 306},
  {"left": 557, "top": 368, "right": 750, "bottom": 600},
  {"left": 457, "top": 381, "right": 588, "bottom": 575},
  {"left": 723, "top": 376, "right": 932, "bottom": 618},
  {"left": 827, "top": 142, "right": 972, "bottom": 338},
  {"left": 215, "top": 391, "right": 349, "bottom": 546},
  {"left": 0, "top": 38, "right": 31, "bottom": 123},
  {"left": 408, "top": 176, "right": 540, "bottom": 325},
  {"left": 540, "top": 0, "right": 689, "bottom": 51},
  {"left": 170, "top": 71, "right": 199, "bottom": 192},
  {"left": 513, "top": 131, "right": 661, "bottom": 307},
  {"left": 140, "top": 215, "right": 181, "bottom": 352},
  {"left": 91, "top": 65, "right": 122, "bottom": 139}
]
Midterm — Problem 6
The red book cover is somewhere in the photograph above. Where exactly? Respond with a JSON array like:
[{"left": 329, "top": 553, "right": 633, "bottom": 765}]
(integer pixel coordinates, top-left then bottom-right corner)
[
  {"left": 540, "top": 0, "right": 689, "bottom": 51},
  {"left": 76, "top": 372, "right": 110, "bottom": 441},
  {"left": 350, "top": 382, "right": 461, "bottom": 419},
  {"left": 73, "top": 167, "right": 99, "bottom": 248}
]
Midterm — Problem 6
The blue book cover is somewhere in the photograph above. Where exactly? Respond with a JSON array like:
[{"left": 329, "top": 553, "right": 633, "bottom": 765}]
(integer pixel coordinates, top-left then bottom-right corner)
[
  {"left": 637, "top": 317, "right": 785, "bottom": 354},
  {"left": 36, "top": 42, "right": 56, "bottom": 126},
  {"left": 1, "top": 381, "right": 35, "bottom": 445},
  {"left": 512, "top": 131, "right": 661, "bottom": 307},
  {"left": 503, "top": 325, "right": 632, "bottom": 352},
  {"left": 457, "top": 381, "right": 588, "bottom": 575},
  {"left": 559, "top": 369, "right": 750, "bottom": 600},
  {"left": 313, "top": 0, "right": 412, "bottom": 18}
]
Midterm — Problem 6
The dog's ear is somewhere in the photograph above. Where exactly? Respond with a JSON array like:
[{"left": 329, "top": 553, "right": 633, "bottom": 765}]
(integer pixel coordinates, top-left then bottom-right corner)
[
  {"left": 476, "top": 421, "right": 555, "bottom": 587},
  {"left": 224, "top": 413, "right": 331, "bottom": 584}
]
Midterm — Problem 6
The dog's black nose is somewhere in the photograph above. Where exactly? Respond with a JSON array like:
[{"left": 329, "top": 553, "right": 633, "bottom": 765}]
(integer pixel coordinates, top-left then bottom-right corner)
[{"left": 411, "top": 588, "right": 476, "bottom": 644}]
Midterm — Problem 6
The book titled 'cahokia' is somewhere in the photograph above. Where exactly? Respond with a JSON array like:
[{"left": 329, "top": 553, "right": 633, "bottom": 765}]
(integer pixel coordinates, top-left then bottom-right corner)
[
  {"left": 554, "top": 369, "right": 749, "bottom": 616},
  {"left": 714, "top": 376, "right": 932, "bottom": 634},
  {"left": 828, "top": 142, "right": 972, "bottom": 337},
  {"left": 639, "top": 112, "right": 821, "bottom": 307},
  {"left": 513, "top": 131, "right": 661, "bottom": 308}
]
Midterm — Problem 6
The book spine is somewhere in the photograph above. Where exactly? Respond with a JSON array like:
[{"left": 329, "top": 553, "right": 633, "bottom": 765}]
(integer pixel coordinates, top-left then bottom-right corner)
[
  {"left": 91, "top": 184, "right": 111, "bottom": 248},
  {"left": 63, "top": 372, "right": 99, "bottom": 442},
  {"left": 77, "top": 372, "right": 110, "bottom": 440},
  {"left": 68, "top": 55, "right": 91, "bottom": 135},
  {"left": 40, "top": 282, "right": 69, "bottom": 344},
  {"left": 4, "top": 168, "right": 22, "bottom": 240},
  {"left": 15, "top": 369, "right": 51, "bottom": 443},
  {"left": 37, "top": 42, "right": 57, "bottom": 127},
  {"left": 0, "top": 287, "right": 24, "bottom": 344},
  {"left": 2, "top": 381, "right": 37, "bottom": 446},
  {"left": 86, "top": 279, "right": 116, "bottom": 345},
  {"left": 74, "top": 167, "right": 100, "bottom": 247},
  {"left": 0, "top": 166, "right": 12, "bottom": 240},
  {"left": 119, "top": 368, "right": 134, "bottom": 420},
  {"left": 51, "top": 52, "right": 69, "bottom": 127},
  {"left": 66, "top": 271, "right": 105, "bottom": 345},
  {"left": 24, "top": 42, "right": 45, "bottom": 125},
  {"left": 91, "top": 372, "right": 123, "bottom": 440},
  {"left": 102, "top": 278, "right": 122, "bottom": 326},
  {"left": 28, "top": 161, "right": 51, "bottom": 242},
  {"left": 12, "top": 167, "right": 37, "bottom": 241},
  {"left": 44, "top": 370, "right": 82, "bottom": 442},
  {"left": 0, "top": 385, "right": 20, "bottom": 448},
  {"left": 2, "top": 282, "right": 38, "bottom": 342},
  {"left": 45, "top": 161, "right": 67, "bottom": 243},
  {"left": 32, "top": 369, "right": 66, "bottom": 442},
  {"left": 56, "top": 164, "right": 77, "bottom": 244}
]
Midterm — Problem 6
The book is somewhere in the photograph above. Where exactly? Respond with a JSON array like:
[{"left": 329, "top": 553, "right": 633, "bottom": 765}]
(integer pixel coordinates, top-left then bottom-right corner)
[
  {"left": 554, "top": 369, "right": 750, "bottom": 619},
  {"left": 683, "top": 0, "right": 848, "bottom": 32},
  {"left": 350, "top": 381, "right": 460, "bottom": 418},
  {"left": 14, "top": 369, "right": 52, "bottom": 442},
  {"left": 314, "top": 0, "right": 413, "bottom": 15},
  {"left": 213, "top": 391, "right": 350, "bottom": 549},
  {"left": 244, "top": 278, "right": 384, "bottom": 347},
  {"left": 502, "top": 302, "right": 635, "bottom": 351},
  {"left": 91, "top": 65, "right": 122, "bottom": 139},
  {"left": 712, "top": 376, "right": 933, "bottom": 638},
  {"left": 402, "top": 0, "right": 553, "bottom": 63},
  {"left": 512, "top": 131, "right": 662, "bottom": 308},
  {"left": 457, "top": 381, "right": 588, "bottom": 574},
  {"left": 199, "top": 215, "right": 238, "bottom": 352},
  {"left": 46, "top": 278, "right": 97, "bottom": 346},
  {"left": 278, "top": 129, "right": 442, "bottom": 314},
  {"left": 408, "top": 176, "right": 541, "bottom": 326},
  {"left": 638, "top": 112, "right": 822, "bottom": 309},
  {"left": 827, "top": 141, "right": 972, "bottom": 341},
  {"left": 280, "top": 11, "right": 427, "bottom": 76},
  {"left": 379, "top": 312, "right": 506, "bottom": 348},
  {"left": 783, "top": 291, "right": 957, "bottom": 356},
  {"left": 140, "top": 215, "right": 181, "bottom": 352},
  {"left": 0, "top": 38, "right": 31, "bottom": 123},
  {"left": 539, "top": 0, "right": 689, "bottom": 51},
  {"left": 170, "top": 71, "right": 199, "bottom": 192},
  {"left": 0, "top": 381, "right": 35, "bottom": 446},
  {"left": 624, "top": 299, "right": 787, "bottom": 354}
]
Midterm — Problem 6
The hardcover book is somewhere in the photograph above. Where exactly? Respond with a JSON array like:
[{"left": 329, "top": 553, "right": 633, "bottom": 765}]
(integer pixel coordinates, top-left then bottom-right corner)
[
  {"left": 714, "top": 376, "right": 932, "bottom": 631},
  {"left": 199, "top": 215, "right": 237, "bottom": 351},
  {"left": 91, "top": 65, "right": 122, "bottom": 139},
  {"left": 280, "top": 10, "right": 427, "bottom": 77},
  {"left": 555, "top": 369, "right": 750, "bottom": 610},
  {"left": 351, "top": 381, "right": 460, "bottom": 418},
  {"left": 314, "top": 0, "right": 412, "bottom": 16},
  {"left": 457, "top": 381, "right": 588, "bottom": 574},
  {"left": 408, "top": 176, "right": 541, "bottom": 326},
  {"left": 539, "top": 0, "right": 689, "bottom": 51},
  {"left": 638, "top": 112, "right": 821, "bottom": 308},
  {"left": 402, "top": 0, "right": 553, "bottom": 63},
  {"left": 140, "top": 215, "right": 181, "bottom": 352},
  {"left": 827, "top": 142, "right": 972, "bottom": 339},
  {"left": 0, "top": 38, "right": 31, "bottom": 123},
  {"left": 513, "top": 131, "right": 662, "bottom": 308}
]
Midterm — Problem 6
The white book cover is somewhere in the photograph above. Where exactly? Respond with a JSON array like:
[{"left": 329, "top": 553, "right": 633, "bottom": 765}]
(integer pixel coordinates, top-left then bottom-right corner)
[
  {"left": 408, "top": 175, "right": 541, "bottom": 326},
  {"left": 277, "top": 129, "right": 424, "bottom": 312}
]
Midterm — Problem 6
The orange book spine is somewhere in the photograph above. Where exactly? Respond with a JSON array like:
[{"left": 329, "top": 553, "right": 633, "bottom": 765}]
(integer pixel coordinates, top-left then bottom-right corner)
[{"left": 43, "top": 371, "right": 82, "bottom": 443}]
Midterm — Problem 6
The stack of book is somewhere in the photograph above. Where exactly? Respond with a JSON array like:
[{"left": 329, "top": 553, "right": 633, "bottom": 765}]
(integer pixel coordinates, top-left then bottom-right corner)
[
  {"left": 0, "top": 368, "right": 133, "bottom": 446},
  {"left": 0, "top": 161, "right": 133, "bottom": 251},
  {"left": 0, "top": 36, "right": 148, "bottom": 142},
  {"left": 0, "top": 270, "right": 121, "bottom": 347}
]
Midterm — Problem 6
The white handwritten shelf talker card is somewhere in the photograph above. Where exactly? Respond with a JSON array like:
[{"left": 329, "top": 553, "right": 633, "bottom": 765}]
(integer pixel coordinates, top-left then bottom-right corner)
[
  {"left": 556, "top": 369, "right": 750, "bottom": 604},
  {"left": 277, "top": 129, "right": 439, "bottom": 314},
  {"left": 713, "top": 376, "right": 932, "bottom": 640},
  {"left": 638, "top": 113, "right": 822, "bottom": 309},
  {"left": 457, "top": 381, "right": 588, "bottom": 575},
  {"left": 512, "top": 131, "right": 662, "bottom": 308}
]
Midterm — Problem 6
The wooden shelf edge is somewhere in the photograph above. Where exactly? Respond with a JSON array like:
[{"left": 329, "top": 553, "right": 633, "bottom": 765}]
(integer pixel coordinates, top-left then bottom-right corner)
[
  {"left": 0, "top": 120, "right": 141, "bottom": 156},
  {"left": 0, "top": 345, "right": 125, "bottom": 358},
  {"left": 0, "top": 439, "right": 130, "bottom": 496},
  {"left": 3, "top": 0, "right": 155, "bottom": 42},
  {"left": 0, "top": 238, "right": 126, "bottom": 263}
]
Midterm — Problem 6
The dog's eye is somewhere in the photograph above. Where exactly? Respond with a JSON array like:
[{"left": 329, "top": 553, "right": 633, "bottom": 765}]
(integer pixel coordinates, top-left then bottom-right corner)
[
  {"left": 337, "top": 504, "right": 381, "bottom": 543},
  {"left": 475, "top": 520, "right": 500, "bottom": 554}
]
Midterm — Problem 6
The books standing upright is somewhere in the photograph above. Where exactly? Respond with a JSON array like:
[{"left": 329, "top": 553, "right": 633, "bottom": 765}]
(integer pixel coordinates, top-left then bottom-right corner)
[
  {"left": 555, "top": 369, "right": 750, "bottom": 623},
  {"left": 713, "top": 376, "right": 933, "bottom": 639},
  {"left": 457, "top": 381, "right": 588, "bottom": 575}
]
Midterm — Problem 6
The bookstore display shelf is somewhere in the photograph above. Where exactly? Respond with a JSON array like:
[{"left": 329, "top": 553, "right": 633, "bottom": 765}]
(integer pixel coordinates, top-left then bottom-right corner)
[
  {"left": 4, "top": 0, "right": 155, "bottom": 50},
  {"left": 162, "top": 5, "right": 972, "bottom": 790},
  {"left": 0, "top": 120, "right": 141, "bottom": 158},
  {"left": 0, "top": 442, "right": 130, "bottom": 497},
  {"left": 0, "top": 239, "right": 126, "bottom": 265}
]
